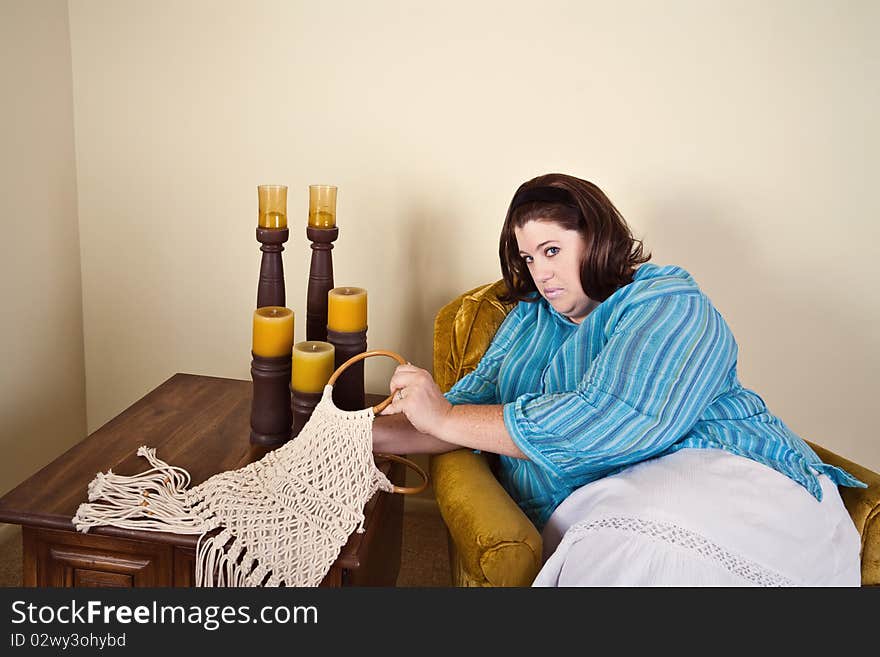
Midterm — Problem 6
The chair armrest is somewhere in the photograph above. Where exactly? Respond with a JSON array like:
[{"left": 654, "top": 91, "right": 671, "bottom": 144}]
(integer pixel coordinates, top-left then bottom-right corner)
[
  {"left": 430, "top": 449, "right": 542, "bottom": 587},
  {"left": 808, "top": 441, "right": 880, "bottom": 586}
]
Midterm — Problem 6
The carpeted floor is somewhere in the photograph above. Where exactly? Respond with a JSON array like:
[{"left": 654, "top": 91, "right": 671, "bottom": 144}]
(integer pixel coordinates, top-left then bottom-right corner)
[
  {"left": 0, "top": 498, "right": 450, "bottom": 587},
  {"left": 395, "top": 498, "right": 452, "bottom": 587},
  {"left": 0, "top": 525, "right": 22, "bottom": 587}
]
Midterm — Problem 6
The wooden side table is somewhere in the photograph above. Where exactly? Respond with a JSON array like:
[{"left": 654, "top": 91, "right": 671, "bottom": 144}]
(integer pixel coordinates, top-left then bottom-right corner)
[{"left": 0, "top": 374, "right": 405, "bottom": 587}]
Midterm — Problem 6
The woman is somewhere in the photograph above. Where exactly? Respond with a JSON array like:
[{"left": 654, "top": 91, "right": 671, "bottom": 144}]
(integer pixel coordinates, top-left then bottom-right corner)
[{"left": 372, "top": 173, "right": 865, "bottom": 586}]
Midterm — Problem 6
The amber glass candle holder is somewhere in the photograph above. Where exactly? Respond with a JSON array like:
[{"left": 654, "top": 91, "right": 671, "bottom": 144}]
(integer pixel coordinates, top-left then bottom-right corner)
[
  {"left": 308, "top": 185, "right": 337, "bottom": 228},
  {"left": 256, "top": 184, "right": 289, "bottom": 308},
  {"left": 259, "top": 184, "right": 288, "bottom": 229}
]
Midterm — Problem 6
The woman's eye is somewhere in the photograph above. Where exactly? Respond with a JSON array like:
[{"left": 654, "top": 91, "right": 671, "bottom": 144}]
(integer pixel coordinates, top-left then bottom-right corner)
[
  {"left": 522, "top": 255, "right": 533, "bottom": 264},
  {"left": 546, "top": 247, "right": 560, "bottom": 257}
]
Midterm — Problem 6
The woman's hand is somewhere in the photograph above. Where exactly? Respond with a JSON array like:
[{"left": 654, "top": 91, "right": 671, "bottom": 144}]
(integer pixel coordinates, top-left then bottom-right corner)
[
  {"left": 381, "top": 363, "right": 453, "bottom": 437},
  {"left": 380, "top": 364, "right": 526, "bottom": 459}
]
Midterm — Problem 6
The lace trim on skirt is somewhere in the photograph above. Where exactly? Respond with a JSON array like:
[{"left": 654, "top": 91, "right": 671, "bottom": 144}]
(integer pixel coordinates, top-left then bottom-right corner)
[{"left": 566, "top": 516, "right": 795, "bottom": 587}]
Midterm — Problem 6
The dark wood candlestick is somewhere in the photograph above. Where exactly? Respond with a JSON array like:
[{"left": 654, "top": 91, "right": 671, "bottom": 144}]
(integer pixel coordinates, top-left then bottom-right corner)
[
  {"left": 291, "top": 389, "right": 323, "bottom": 438},
  {"left": 256, "top": 226, "right": 289, "bottom": 308},
  {"left": 327, "top": 328, "right": 366, "bottom": 411},
  {"left": 306, "top": 226, "right": 338, "bottom": 341},
  {"left": 249, "top": 352, "right": 292, "bottom": 447}
]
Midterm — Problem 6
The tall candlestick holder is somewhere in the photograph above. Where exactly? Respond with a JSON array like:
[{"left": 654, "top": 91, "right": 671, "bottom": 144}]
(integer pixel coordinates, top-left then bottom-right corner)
[
  {"left": 256, "top": 184, "right": 289, "bottom": 308},
  {"left": 256, "top": 226, "right": 289, "bottom": 308},
  {"left": 327, "top": 328, "right": 366, "bottom": 411},
  {"left": 305, "top": 225, "right": 338, "bottom": 341},
  {"left": 250, "top": 352, "right": 293, "bottom": 447}
]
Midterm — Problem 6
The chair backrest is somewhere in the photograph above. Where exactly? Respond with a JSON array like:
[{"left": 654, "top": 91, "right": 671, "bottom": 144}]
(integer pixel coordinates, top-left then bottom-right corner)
[{"left": 433, "top": 280, "right": 514, "bottom": 393}]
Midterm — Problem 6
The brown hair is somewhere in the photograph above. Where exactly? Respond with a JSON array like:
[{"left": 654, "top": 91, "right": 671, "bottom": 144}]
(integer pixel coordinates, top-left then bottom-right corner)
[{"left": 498, "top": 173, "right": 650, "bottom": 304}]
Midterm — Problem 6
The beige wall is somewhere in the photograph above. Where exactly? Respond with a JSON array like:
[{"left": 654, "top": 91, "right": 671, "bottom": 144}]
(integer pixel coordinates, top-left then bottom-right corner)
[
  {"left": 62, "top": 0, "right": 878, "bottom": 469},
  {"left": 0, "top": 0, "right": 86, "bottom": 498}
]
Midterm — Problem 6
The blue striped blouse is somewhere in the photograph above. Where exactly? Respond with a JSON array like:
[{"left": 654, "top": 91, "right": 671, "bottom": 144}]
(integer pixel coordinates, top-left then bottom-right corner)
[{"left": 444, "top": 263, "right": 865, "bottom": 529}]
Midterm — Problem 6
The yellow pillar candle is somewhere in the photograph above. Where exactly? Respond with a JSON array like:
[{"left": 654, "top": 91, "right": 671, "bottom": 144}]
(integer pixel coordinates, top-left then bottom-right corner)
[
  {"left": 308, "top": 184, "right": 338, "bottom": 228},
  {"left": 327, "top": 287, "right": 367, "bottom": 332},
  {"left": 252, "top": 306, "right": 294, "bottom": 357},
  {"left": 291, "top": 341, "right": 336, "bottom": 393},
  {"left": 258, "top": 184, "right": 288, "bottom": 229}
]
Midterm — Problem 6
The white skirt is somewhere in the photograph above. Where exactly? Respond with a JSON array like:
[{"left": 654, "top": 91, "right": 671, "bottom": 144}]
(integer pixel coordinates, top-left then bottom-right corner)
[{"left": 533, "top": 448, "right": 861, "bottom": 587}]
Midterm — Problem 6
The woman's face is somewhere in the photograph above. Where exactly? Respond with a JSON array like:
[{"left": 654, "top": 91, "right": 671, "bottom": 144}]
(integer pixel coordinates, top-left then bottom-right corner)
[{"left": 514, "top": 219, "right": 597, "bottom": 324}]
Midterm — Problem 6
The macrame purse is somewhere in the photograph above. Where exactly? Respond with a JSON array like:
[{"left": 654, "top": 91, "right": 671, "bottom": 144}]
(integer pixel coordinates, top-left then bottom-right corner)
[{"left": 73, "top": 350, "right": 428, "bottom": 587}]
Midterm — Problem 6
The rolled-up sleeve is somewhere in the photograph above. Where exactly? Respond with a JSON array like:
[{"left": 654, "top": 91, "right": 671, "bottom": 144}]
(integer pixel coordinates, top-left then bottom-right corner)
[
  {"left": 503, "top": 293, "right": 737, "bottom": 480},
  {"left": 443, "top": 305, "right": 522, "bottom": 406}
]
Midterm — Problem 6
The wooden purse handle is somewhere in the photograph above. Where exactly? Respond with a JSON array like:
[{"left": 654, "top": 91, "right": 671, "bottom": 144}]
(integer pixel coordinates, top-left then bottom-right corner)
[
  {"left": 327, "top": 349, "right": 428, "bottom": 495},
  {"left": 375, "top": 453, "right": 428, "bottom": 496},
  {"left": 327, "top": 349, "right": 408, "bottom": 414}
]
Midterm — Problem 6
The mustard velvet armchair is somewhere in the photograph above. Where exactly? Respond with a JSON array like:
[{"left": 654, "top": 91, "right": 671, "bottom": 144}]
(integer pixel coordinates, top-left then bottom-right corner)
[{"left": 430, "top": 281, "right": 880, "bottom": 587}]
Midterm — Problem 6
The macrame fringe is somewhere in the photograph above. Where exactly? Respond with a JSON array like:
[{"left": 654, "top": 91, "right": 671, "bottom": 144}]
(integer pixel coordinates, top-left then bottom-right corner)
[{"left": 73, "top": 446, "right": 213, "bottom": 535}]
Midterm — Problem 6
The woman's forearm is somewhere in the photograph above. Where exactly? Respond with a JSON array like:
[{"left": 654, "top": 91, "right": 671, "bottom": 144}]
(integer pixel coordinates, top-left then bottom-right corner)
[
  {"left": 436, "top": 404, "right": 528, "bottom": 460},
  {"left": 372, "top": 414, "right": 460, "bottom": 454},
  {"left": 372, "top": 406, "right": 527, "bottom": 459}
]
